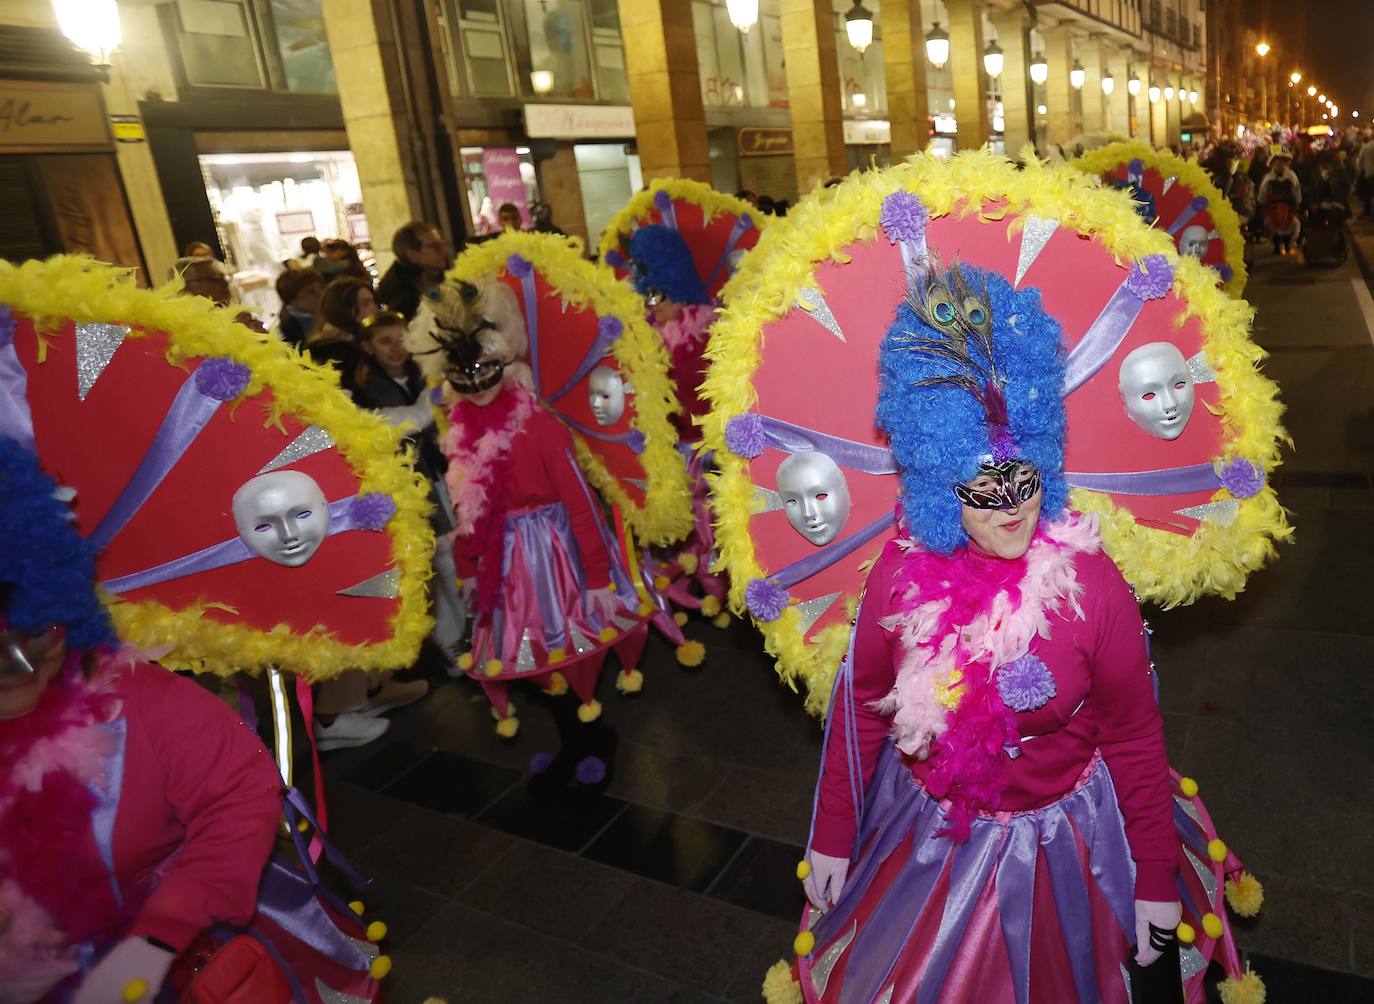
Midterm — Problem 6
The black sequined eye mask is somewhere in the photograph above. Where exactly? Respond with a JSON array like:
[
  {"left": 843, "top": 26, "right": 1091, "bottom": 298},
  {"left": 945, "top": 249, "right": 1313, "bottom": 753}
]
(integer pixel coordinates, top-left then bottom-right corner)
[{"left": 953, "top": 461, "right": 1041, "bottom": 510}]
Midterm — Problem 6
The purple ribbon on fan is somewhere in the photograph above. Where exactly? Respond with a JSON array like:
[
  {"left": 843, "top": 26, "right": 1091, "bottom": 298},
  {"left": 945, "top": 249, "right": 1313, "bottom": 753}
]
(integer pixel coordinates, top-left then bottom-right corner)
[
  {"left": 0, "top": 306, "right": 33, "bottom": 453},
  {"left": 653, "top": 189, "right": 679, "bottom": 230},
  {"left": 1065, "top": 462, "right": 1221, "bottom": 495},
  {"left": 705, "top": 212, "right": 755, "bottom": 291},
  {"left": 557, "top": 411, "right": 645, "bottom": 453},
  {"left": 740, "top": 414, "right": 899, "bottom": 475},
  {"left": 1061, "top": 256, "right": 1174, "bottom": 396},
  {"left": 1167, "top": 196, "right": 1211, "bottom": 237},
  {"left": 512, "top": 257, "right": 542, "bottom": 394},
  {"left": 771, "top": 511, "right": 896, "bottom": 590},
  {"left": 545, "top": 316, "right": 624, "bottom": 404}
]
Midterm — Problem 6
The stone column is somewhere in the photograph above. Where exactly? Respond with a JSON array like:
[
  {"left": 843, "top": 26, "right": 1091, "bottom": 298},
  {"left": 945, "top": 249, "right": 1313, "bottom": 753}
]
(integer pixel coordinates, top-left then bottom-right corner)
[
  {"left": 1041, "top": 24, "right": 1076, "bottom": 148},
  {"left": 779, "top": 0, "right": 847, "bottom": 191},
  {"left": 945, "top": 0, "right": 989, "bottom": 150},
  {"left": 617, "top": 0, "right": 711, "bottom": 184},
  {"left": 1166, "top": 75, "right": 1183, "bottom": 148},
  {"left": 1079, "top": 39, "right": 1105, "bottom": 133},
  {"left": 990, "top": 6, "right": 1034, "bottom": 156},
  {"left": 104, "top": 60, "right": 177, "bottom": 284},
  {"left": 1107, "top": 45, "right": 1132, "bottom": 137},
  {"left": 882, "top": 0, "right": 930, "bottom": 160},
  {"left": 1149, "top": 71, "right": 1168, "bottom": 147}
]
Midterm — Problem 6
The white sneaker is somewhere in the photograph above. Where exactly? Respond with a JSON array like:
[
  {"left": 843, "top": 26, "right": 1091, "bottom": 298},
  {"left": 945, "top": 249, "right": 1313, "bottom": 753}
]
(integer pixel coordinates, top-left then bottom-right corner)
[{"left": 315, "top": 712, "right": 390, "bottom": 751}]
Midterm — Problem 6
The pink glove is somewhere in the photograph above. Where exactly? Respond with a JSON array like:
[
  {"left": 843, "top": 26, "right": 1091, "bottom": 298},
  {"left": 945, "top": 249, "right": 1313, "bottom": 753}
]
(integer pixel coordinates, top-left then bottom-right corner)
[
  {"left": 1133, "top": 899, "right": 1183, "bottom": 967},
  {"left": 803, "top": 850, "right": 850, "bottom": 912},
  {"left": 72, "top": 937, "right": 175, "bottom": 1004}
]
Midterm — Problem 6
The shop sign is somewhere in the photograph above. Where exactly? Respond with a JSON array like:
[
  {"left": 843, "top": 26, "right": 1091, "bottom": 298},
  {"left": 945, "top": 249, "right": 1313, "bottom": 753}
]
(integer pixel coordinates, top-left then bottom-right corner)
[
  {"left": 0, "top": 81, "right": 108, "bottom": 149},
  {"left": 737, "top": 127, "right": 793, "bottom": 156},
  {"left": 110, "top": 114, "right": 145, "bottom": 143},
  {"left": 481, "top": 148, "right": 530, "bottom": 225},
  {"left": 523, "top": 104, "right": 635, "bottom": 139},
  {"left": 843, "top": 120, "right": 891, "bottom": 145}
]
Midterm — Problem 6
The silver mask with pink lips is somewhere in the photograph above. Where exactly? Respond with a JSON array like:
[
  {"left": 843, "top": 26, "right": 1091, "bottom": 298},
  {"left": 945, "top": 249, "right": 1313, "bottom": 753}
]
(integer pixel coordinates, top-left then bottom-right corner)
[
  {"left": 1118, "top": 341, "right": 1196, "bottom": 440},
  {"left": 776, "top": 450, "right": 852, "bottom": 546},
  {"left": 231, "top": 470, "right": 330, "bottom": 567}
]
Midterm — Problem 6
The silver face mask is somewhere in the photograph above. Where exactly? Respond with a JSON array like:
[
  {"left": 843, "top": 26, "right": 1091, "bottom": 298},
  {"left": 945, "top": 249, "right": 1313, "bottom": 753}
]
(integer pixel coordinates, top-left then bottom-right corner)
[
  {"left": 776, "top": 450, "right": 851, "bottom": 547},
  {"left": 232, "top": 471, "right": 330, "bottom": 567},
  {"left": 1118, "top": 341, "right": 1196, "bottom": 440},
  {"left": 1179, "top": 225, "right": 1209, "bottom": 259},
  {"left": 588, "top": 365, "right": 628, "bottom": 426}
]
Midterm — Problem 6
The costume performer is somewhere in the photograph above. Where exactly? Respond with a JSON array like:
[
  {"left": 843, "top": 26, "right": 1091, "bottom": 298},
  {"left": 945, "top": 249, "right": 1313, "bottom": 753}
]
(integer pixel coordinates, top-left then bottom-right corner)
[
  {"left": 700, "top": 153, "right": 1288, "bottom": 1003},
  {"left": 601, "top": 180, "right": 763, "bottom": 621},
  {"left": 0, "top": 255, "right": 437, "bottom": 1002}
]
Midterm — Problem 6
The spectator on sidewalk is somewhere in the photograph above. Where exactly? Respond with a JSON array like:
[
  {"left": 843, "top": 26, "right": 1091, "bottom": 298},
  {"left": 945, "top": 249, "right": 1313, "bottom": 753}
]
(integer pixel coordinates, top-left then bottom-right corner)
[
  {"left": 304, "top": 276, "right": 378, "bottom": 393},
  {"left": 1356, "top": 136, "right": 1374, "bottom": 218},
  {"left": 274, "top": 266, "right": 325, "bottom": 347},
  {"left": 377, "top": 221, "right": 451, "bottom": 320}
]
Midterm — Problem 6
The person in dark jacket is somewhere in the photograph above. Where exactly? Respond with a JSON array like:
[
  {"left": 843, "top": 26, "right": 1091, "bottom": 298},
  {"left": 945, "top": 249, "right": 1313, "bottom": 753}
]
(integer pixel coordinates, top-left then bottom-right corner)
[
  {"left": 274, "top": 266, "right": 324, "bottom": 347},
  {"left": 376, "top": 222, "right": 450, "bottom": 320},
  {"left": 304, "top": 277, "right": 377, "bottom": 394}
]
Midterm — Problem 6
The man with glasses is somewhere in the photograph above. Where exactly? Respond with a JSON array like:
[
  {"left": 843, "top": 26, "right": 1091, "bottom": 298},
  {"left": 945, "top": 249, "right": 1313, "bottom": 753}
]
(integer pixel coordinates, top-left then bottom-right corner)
[{"left": 377, "top": 221, "right": 452, "bottom": 320}]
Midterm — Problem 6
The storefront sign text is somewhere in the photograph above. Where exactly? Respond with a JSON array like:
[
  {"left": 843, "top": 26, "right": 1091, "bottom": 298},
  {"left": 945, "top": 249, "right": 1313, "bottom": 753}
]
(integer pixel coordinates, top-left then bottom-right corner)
[
  {"left": 481, "top": 148, "right": 530, "bottom": 224},
  {"left": 0, "top": 81, "right": 108, "bottom": 149},
  {"left": 843, "top": 119, "right": 891, "bottom": 145},
  {"left": 523, "top": 104, "right": 635, "bottom": 139},
  {"left": 737, "top": 128, "right": 793, "bottom": 156}
]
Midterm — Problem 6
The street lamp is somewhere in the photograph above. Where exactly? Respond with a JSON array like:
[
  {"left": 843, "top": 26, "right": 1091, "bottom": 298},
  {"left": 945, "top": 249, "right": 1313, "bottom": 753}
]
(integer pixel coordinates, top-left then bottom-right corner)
[
  {"left": 1069, "top": 60, "right": 1085, "bottom": 89},
  {"left": 51, "top": 0, "right": 122, "bottom": 69},
  {"left": 844, "top": 0, "right": 874, "bottom": 55},
  {"left": 983, "top": 40, "right": 1004, "bottom": 79},
  {"left": 530, "top": 69, "right": 554, "bottom": 94},
  {"left": 1127, "top": 73, "right": 1142, "bottom": 96},
  {"left": 1148, "top": 84, "right": 1161, "bottom": 103},
  {"left": 1164, "top": 85, "right": 1174, "bottom": 101},
  {"left": 1102, "top": 72, "right": 1115, "bottom": 96},
  {"left": 923, "top": 19, "right": 949, "bottom": 67},
  {"left": 852, "top": 90, "right": 867, "bottom": 109},
  {"left": 1255, "top": 41, "right": 1271, "bottom": 57},
  {"left": 1318, "top": 93, "right": 1326, "bottom": 104},
  {"left": 1189, "top": 89, "right": 1198, "bottom": 104},
  {"left": 725, "top": 0, "right": 759, "bottom": 34},
  {"left": 1290, "top": 71, "right": 1302, "bottom": 84},
  {"left": 1029, "top": 51, "right": 1049, "bottom": 85},
  {"left": 1307, "top": 85, "right": 1317, "bottom": 97}
]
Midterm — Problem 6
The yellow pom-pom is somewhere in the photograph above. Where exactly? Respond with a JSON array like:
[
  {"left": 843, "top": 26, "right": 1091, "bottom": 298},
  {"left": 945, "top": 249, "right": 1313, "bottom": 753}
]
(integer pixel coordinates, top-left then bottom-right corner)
[
  {"left": 678, "top": 552, "right": 699, "bottom": 575},
  {"left": 1219, "top": 964, "right": 1266, "bottom": 1004},
  {"left": 483, "top": 659, "right": 504, "bottom": 678},
  {"left": 366, "top": 920, "right": 388, "bottom": 941},
  {"left": 712, "top": 612, "right": 731, "bottom": 629},
  {"left": 793, "top": 930, "right": 815, "bottom": 956},
  {"left": 606, "top": 581, "right": 616, "bottom": 592},
  {"left": 795, "top": 859, "right": 810, "bottom": 880},
  {"left": 369, "top": 954, "right": 392, "bottom": 980},
  {"left": 1201, "top": 911, "right": 1225, "bottom": 940},
  {"left": 495, "top": 716, "right": 520, "bottom": 739},
  {"left": 547, "top": 647, "right": 567, "bottom": 664},
  {"left": 654, "top": 575, "right": 671, "bottom": 590},
  {"left": 456, "top": 652, "right": 474, "bottom": 671},
  {"left": 349, "top": 900, "right": 366, "bottom": 916},
  {"left": 674, "top": 612, "right": 689, "bottom": 627},
  {"left": 544, "top": 671, "right": 569, "bottom": 696},
  {"left": 122, "top": 978, "right": 149, "bottom": 1003},
  {"left": 700, "top": 594, "right": 722, "bottom": 617},
  {"left": 676, "top": 640, "right": 706, "bottom": 667},
  {"left": 637, "top": 601, "right": 655, "bottom": 617},
  {"left": 762, "top": 959, "right": 803, "bottom": 1004},
  {"left": 297, "top": 819, "right": 310, "bottom": 833},
  {"left": 1208, "top": 838, "right": 1228, "bottom": 862},
  {"left": 1176, "top": 921, "right": 1196, "bottom": 944},
  {"left": 616, "top": 668, "right": 644, "bottom": 694},
  {"left": 598, "top": 626, "right": 618, "bottom": 643},
  {"left": 577, "top": 700, "right": 603, "bottom": 723},
  {"left": 1179, "top": 776, "right": 1199, "bottom": 797},
  {"left": 1225, "top": 871, "right": 1264, "bottom": 918}
]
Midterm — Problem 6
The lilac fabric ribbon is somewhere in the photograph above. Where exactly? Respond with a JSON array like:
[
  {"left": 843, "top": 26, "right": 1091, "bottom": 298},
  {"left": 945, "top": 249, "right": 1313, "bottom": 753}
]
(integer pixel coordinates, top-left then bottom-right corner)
[
  {"left": 89, "top": 362, "right": 245, "bottom": 552},
  {"left": 503, "top": 502, "right": 576, "bottom": 652},
  {"left": 546, "top": 318, "right": 623, "bottom": 403},
  {"left": 1127, "top": 158, "right": 1145, "bottom": 186},
  {"left": 1167, "top": 196, "right": 1211, "bottom": 236},
  {"left": 705, "top": 213, "right": 754, "bottom": 290},
  {"left": 757, "top": 415, "right": 898, "bottom": 475},
  {"left": 1061, "top": 280, "right": 1149, "bottom": 396},
  {"left": 517, "top": 267, "right": 542, "bottom": 394},
  {"left": 653, "top": 189, "right": 679, "bottom": 229},
  {"left": 101, "top": 494, "right": 386, "bottom": 594},
  {"left": 0, "top": 306, "right": 34, "bottom": 453},
  {"left": 1066, "top": 462, "right": 1221, "bottom": 495},
  {"left": 558, "top": 411, "right": 644, "bottom": 452},
  {"left": 772, "top": 511, "right": 896, "bottom": 590}
]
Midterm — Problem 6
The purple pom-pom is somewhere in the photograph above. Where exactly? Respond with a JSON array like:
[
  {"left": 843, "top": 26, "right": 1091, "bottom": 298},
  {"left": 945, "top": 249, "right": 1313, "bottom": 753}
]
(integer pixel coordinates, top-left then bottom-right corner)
[
  {"left": 997, "top": 654, "right": 1056, "bottom": 712},
  {"left": 429, "top": 385, "right": 444, "bottom": 405},
  {"left": 725, "top": 413, "right": 767, "bottom": 458},
  {"left": 653, "top": 190, "right": 673, "bottom": 215},
  {"left": 1220, "top": 458, "right": 1265, "bottom": 498},
  {"left": 350, "top": 492, "right": 396, "bottom": 531},
  {"left": 194, "top": 357, "right": 251, "bottom": 401},
  {"left": 0, "top": 307, "right": 13, "bottom": 350},
  {"left": 506, "top": 254, "right": 533, "bottom": 278},
  {"left": 1190, "top": 196, "right": 1209, "bottom": 212},
  {"left": 529, "top": 752, "right": 553, "bottom": 775},
  {"left": 575, "top": 756, "right": 607, "bottom": 785},
  {"left": 626, "top": 429, "right": 646, "bottom": 454},
  {"left": 745, "top": 578, "right": 789, "bottom": 622},
  {"left": 880, "top": 191, "right": 928, "bottom": 244},
  {"left": 1216, "top": 263, "right": 1234, "bottom": 283},
  {"left": 598, "top": 316, "right": 623, "bottom": 342},
  {"left": 604, "top": 249, "right": 626, "bottom": 269},
  {"left": 1128, "top": 159, "right": 1145, "bottom": 176},
  {"left": 1125, "top": 255, "right": 1174, "bottom": 301},
  {"left": 740, "top": 213, "right": 754, "bottom": 231}
]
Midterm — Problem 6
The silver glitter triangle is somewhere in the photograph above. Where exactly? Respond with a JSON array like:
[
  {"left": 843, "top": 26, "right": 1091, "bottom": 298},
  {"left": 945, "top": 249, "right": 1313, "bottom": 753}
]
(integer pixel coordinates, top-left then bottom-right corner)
[
  {"left": 75, "top": 322, "right": 130, "bottom": 400},
  {"left": 1208, "top": 229, "right": 1220, "bottom": 240},
  {"left": 336, "top": 568, "right": 399, "bottom": 599},
  {"left": 346, "top": 935, "right": 380, "bottom": 962},
  {"left": 259, "top": 425, "right": 335, "bottom": 473},
  {"left": 1184, "top": 845, "right": 1218, "bottom": 901},
  {"left": 1174, "top": 499, "right": 1239, "bottom": 527},
  {"left": 1120, "top": 963, "right": 1134, "bottom": 1003},
  {"left": 1015, "top": 216, "right": 1059, "bottom": 286},
  {"left": 515, "top": 629, "right": 536, "bottom": 672},
  {"left": 795, "top": 285, "right": 845, "bottom": 341},
  {"left": 876, "top": 988, "right": 895, "bottom": 1004},
  {"left": 613, "top": 613, "right": 640, "bottom": 632},
  {"left": 1162, "top": 175, "right": 1177, "bottom": 196},
  {"left": 1179, "top": 944, "right": 1207, "bottom": 980},
  {"left": 569, "top": 625, "right": 597, "bottom": 655},
  {"left": 795, "top": 592, "right": 841, "bottom": 635},
  {"left": 1175, "top": 792, "right": 1205, "bottom": 828},
  {"left": 626, "top": 478, "right": 648, "bottom": 490},
  {"left": 315, "top": 981, "right": 372, "bottom": 1004},
  {"left": 1187, "top": 351, "right": 1215, "bottom": 384},
  {"left": 753, "top": 486, "right": 784, "bottom": 513},
  {"left": 809, "top": 921, "right": 856, "bottom": 997}
]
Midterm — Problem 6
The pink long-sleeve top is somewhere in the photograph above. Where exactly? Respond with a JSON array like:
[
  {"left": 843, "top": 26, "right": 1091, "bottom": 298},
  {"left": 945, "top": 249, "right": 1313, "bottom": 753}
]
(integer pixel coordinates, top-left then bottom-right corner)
[
  {"left": 811, "top": 539, "right": 1178, "bottom": 901},
  {"left": 452, "top": 406, "right": 612, "bottom": 589}
]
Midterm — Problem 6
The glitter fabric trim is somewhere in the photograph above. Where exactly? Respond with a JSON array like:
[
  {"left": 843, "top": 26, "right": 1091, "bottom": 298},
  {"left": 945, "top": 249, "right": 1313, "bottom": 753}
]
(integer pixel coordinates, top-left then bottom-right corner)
[
  {"left": 75, "top": 322, "right": 130, "bottom": 400},
  {"left": 795, "top": 286, "right": 846, "bottom": 342}
]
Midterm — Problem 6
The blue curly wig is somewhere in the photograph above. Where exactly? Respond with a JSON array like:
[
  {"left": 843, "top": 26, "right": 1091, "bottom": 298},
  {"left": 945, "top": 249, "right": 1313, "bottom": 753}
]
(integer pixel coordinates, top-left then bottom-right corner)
[
  {"left": 627, "top": 225, "right": 711, "bottom": 305},
  {"left": 876, "top": 264, "right": 1068, "bottom": 553},
  {"left": 0, "top": 437, "right": 115, "bottom": 650}
]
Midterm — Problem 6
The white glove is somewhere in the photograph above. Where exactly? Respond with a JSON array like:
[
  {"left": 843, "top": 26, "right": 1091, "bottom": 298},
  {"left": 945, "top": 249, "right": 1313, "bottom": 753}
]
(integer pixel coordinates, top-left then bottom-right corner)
[
  {"left": 1133, "top": 899, "right": 1183, "bottom": 967},
  {"left": 586, "top": 586, "right": 622, "bottom": 623},
  {"left": 803, "top": 850, "right": 850, "bottom": 912},
  {"left": 376, "top": 398, "right": 436, "bottom": 431},
  {"left": 72, "top": 936, "right": 175, "bottom": 1004}
]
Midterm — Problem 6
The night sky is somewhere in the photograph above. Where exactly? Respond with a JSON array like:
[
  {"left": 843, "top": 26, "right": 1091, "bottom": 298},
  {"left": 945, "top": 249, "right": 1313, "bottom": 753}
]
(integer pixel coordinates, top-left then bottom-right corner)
[{"left": 1246, "top": 0, "right": 1374, "bottom": 118}]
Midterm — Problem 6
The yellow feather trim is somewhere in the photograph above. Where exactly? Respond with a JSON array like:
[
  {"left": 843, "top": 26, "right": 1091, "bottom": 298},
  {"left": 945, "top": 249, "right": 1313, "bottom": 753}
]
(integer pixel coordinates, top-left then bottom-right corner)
[
  {"left": 0, "top": 255, "right": 434, "bottom": 681},
  {"left": 597, "top": 177, "right": 765, "bottom": 264}
]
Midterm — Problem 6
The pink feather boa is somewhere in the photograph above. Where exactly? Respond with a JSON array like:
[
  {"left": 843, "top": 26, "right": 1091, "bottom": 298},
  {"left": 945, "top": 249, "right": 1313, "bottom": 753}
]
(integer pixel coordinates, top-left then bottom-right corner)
[
  {"left": 876, "top": 514, "right": 1101, "bottom": 840},
  {"left": 654, "top": 303, "right": 715, "bottom": 353}
]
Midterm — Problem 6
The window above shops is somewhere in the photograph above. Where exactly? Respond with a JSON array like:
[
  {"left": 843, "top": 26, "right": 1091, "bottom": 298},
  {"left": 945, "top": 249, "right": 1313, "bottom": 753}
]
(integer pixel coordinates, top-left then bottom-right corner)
[{"left": 158, "top": 0, "right": 337, "bottom": 94}]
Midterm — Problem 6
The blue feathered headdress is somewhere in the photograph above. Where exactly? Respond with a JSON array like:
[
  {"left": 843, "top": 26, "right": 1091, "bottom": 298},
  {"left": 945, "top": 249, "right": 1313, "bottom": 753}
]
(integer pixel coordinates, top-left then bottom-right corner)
[
  {"left": 627, "top": 225, "right": 711, "bottom": 305},
  {"left": 876, "top": 261, "right": 1068, "bottom": 553},
  {"left": 0, "top": 437, "right": 115, "bottom": 650}
]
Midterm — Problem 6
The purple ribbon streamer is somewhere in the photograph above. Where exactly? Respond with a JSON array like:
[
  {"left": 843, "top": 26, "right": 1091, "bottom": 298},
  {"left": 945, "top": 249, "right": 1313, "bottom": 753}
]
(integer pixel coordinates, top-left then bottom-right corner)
[
  {"left": 916, "top": 826, "right": 1004, "bottom": 1004},
  {"left": 758, "top": 415, "right": 898, "bottom": 475},
  {"left": 995, "top": 820, "right": 1038, "bottom": 1004},
  {"left": 0, "top": 334, "right": 34, "bottom": 453},
  {"left": 1127, "top": 159, "right": 1145, "bottom": 186},
  {"left": 654, "top": 191, "right": 679, "bottom": 230},
  {"left": 89, "top": 365, "right": 231, "bottom": 551},
  {"left": 1040, "top": 805, "right": 1102, "bottom": 1003},
  {"left": 1167, "top": 199, "right": 1206, "bottom": 236},
  {"left": 1065, "top": 462, "right": 1221, "bottom": 495},
  {"left": 557, "top": 411, "right": 641, "bottom": 450},
  {"left": 704, "top": 213, "right": 754, "bottom": 290},
  {"left": 504, "top": 502, "right": 576, "bottom": 652},
  {"left": 545, "top": 324, "right": 621, "bottom": 404},
  {"left": 772, "top": 511, "right": 895, "bottom": 590},
  {"left": 518, "top": 269, "right": 542, "bottom": 395},
  {"left": 1061, "top": 280, "right": 1147, "bottom": 396}
]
